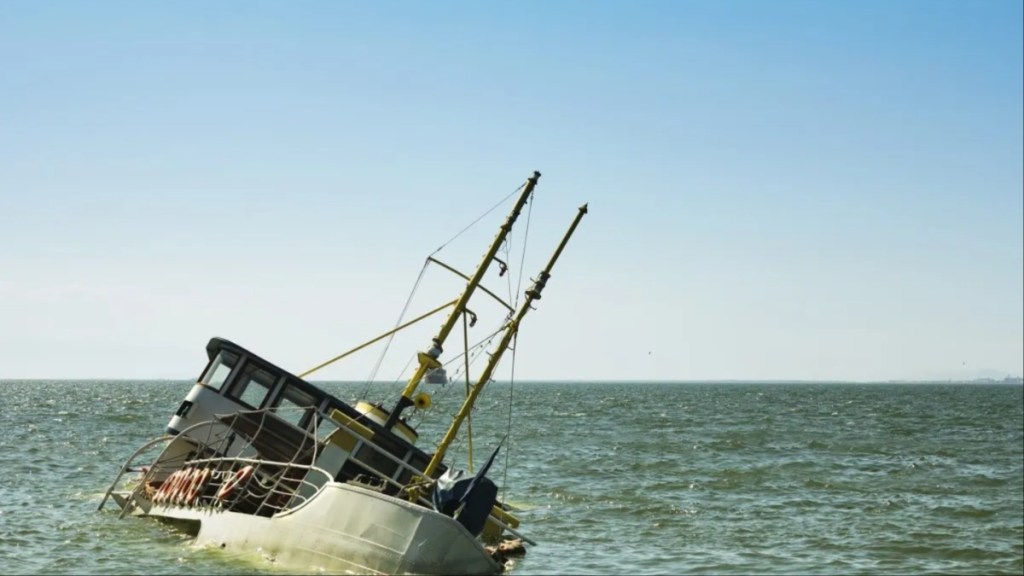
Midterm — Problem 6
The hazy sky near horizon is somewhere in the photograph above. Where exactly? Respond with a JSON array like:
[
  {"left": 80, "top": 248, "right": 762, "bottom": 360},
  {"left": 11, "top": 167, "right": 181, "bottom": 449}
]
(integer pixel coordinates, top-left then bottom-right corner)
[{"left": 2, "top": 0, "right": 1022, "bottom": 382}]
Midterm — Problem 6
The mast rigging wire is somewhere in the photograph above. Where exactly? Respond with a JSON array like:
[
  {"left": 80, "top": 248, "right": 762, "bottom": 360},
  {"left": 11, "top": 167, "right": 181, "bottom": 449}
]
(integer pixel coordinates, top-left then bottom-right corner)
[
  {"left": 428, "top": 182, "right": 526, "bottom": 258},
  {"left": 364, "top": 178, "right": 528, "bottom": 398},
  {"left": 499, "top": 182, "right": 534, "bottom": 504},
  {"left": 361, "top": 258, "right": 430, "bottom": 400}
]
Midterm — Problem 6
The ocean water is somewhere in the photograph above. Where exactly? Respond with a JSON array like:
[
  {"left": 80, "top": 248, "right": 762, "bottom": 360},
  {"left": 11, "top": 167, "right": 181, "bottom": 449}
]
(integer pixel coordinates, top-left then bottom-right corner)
[{"left": 0, "top": 379, "right": 1021, "bottom": 575}]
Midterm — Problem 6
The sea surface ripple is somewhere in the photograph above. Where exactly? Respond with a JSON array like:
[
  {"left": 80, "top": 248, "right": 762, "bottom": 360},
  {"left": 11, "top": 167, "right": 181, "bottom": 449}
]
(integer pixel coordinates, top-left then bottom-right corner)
[{"left": 0, "top": 380, "right": 1020, "bottom": 575}]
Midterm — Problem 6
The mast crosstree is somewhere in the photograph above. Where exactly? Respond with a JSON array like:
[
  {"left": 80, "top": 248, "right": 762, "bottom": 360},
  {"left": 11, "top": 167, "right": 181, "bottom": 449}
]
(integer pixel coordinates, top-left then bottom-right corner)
[{"left": 384, "top": 171, "right": 543, "bottom": 429}]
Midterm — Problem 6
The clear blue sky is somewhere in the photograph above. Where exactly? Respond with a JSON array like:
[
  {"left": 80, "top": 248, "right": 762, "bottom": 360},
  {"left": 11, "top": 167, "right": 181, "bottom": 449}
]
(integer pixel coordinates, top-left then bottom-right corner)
[{"left": 2, "top": 0, "right": 1021, "bottom": 382}]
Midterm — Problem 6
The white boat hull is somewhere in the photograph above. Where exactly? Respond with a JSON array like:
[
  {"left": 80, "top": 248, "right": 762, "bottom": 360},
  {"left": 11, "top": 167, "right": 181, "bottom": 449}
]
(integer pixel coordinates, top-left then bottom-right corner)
[{"left": 127, "top": 482, "right": 501, "bottom": 575}]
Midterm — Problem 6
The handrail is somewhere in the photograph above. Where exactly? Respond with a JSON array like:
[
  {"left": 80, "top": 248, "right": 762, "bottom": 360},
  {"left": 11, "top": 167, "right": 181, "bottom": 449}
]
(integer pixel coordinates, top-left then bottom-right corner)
[
  {"left": 97, "top": 434, "right": 174, "bottom": 511},
  {"left": 183, "top": 455, "right": 335, "bottom": 514},
  {"left": 112, "top": 416, "right": 245, "bottom": 518},
  {"left": 154, "top": 410, "right": 432, "bottom": 508},
  {"left": 106, "top": 410, "right": 533, "bottom": 545},
  {"left": 117, "top": 433, "right": 210, "bottom": 519}
]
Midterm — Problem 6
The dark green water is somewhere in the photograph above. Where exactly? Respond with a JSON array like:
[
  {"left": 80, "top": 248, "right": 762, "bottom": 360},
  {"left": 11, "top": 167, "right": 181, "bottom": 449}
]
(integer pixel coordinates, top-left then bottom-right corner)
[{"left": 1, "top": 380, "right": 1021, "bottom": 575}]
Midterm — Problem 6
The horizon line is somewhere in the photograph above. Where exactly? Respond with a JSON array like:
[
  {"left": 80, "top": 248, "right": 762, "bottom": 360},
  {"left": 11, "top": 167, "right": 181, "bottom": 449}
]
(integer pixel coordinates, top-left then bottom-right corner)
[{"left": 2, "top": 376, "right": 1021, "bottom": 384}]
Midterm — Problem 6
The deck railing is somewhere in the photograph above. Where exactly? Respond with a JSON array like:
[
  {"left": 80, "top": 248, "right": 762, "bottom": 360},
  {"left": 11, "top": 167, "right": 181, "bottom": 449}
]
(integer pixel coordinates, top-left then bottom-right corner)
[{"left": 101, "top": 407, "right": 534, "bottom": 545}]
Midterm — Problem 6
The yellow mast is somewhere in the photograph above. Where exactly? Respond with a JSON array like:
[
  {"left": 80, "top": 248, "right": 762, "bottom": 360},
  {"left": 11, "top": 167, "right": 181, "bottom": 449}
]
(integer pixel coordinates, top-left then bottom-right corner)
[
  {"left": 421, "top": 202, "right": 588, "bottom": 478},
  {"left": 384, "top": 171, "right": 543, "bottom": 430}
]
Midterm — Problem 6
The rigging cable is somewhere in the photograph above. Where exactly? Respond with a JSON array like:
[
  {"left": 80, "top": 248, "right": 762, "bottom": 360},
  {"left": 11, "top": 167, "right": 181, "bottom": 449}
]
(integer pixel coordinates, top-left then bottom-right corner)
[
  {"left": 361, "top": 258, "right": 431, "bottom": 401},
  {"left": 502, "top": 185, "right": 534, "bottom": 506},
  {"left": 406, "top": 324, "right": 504, "bottom": 430},
  {"left": 463, "top": 310, "right": 474, "bottom": 472},
  {"left": 365, "top": 179, "right": 527, "bottom": 400},
  {"left": 515, "top": 188, "right": 534, "bottom": 305},
  {"left": 502, "top": 332, "right": 518, "bottom": 506},
  {"left": 428, "top": 182, "right": 526, "bottom": 258}
]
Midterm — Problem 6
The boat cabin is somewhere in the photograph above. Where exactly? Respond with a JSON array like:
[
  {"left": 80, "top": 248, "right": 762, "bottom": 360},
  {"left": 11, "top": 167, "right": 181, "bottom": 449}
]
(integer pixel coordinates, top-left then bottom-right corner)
[{"left": 167, "top": 337, "right": 442, "bottom": 495}]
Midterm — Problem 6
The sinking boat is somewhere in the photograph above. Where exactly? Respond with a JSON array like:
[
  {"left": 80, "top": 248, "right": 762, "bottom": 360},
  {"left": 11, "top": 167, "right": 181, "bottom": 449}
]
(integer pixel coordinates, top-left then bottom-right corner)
[{"left": 98, "top": 171, "right": 587, "bottom": 575}]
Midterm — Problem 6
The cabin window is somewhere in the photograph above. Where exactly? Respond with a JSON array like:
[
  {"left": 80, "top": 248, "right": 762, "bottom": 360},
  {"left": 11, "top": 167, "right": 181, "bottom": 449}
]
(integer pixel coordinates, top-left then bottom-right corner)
[
  {"left": 232, "top": 363, "right": 277, "bottom": 409},
  {"left": 275, "top": 385, "right": 316, "bottom": 429},
  {"left": 201, "top": 350, "right": 240, "bottom": 391}
]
